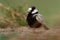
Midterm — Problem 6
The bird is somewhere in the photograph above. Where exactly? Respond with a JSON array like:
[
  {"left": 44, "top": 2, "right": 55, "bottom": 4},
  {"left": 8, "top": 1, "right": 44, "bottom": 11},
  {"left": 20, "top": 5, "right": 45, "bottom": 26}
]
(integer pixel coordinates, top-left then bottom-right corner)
[{"left": 26, "top": 6, "right": 49, "bottom": 30}]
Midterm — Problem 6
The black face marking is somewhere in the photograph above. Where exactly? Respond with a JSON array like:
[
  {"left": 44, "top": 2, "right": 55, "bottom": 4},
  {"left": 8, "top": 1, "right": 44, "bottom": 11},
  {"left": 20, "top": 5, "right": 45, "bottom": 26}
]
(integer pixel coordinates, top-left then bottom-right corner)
[{"left": 29, "top": 6, "right": 36, "bottom": 14}]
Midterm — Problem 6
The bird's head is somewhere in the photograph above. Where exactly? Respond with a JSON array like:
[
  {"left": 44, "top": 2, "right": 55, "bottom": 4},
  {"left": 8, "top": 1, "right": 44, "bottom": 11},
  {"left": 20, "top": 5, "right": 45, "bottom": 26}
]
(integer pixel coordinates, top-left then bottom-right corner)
[{"left": 27, "top": 6, "right": 38, "bottom": 14}]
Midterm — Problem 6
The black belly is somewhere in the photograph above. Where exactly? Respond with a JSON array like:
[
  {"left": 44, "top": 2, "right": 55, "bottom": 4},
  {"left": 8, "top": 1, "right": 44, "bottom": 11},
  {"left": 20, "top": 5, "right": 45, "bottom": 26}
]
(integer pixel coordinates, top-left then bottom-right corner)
[
  {"left": 27, "top": 15, "right": 36, "bottom": 26},
  {"left": 26, "top": 15, "right": 42, "bottom": 28}
]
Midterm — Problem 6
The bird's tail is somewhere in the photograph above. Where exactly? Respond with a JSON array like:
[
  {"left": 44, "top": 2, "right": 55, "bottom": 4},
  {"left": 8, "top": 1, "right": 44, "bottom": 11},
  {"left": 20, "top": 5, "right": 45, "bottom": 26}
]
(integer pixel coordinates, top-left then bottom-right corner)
[{"left": 42, "top": 24, "right": 49, "bottom": 30}]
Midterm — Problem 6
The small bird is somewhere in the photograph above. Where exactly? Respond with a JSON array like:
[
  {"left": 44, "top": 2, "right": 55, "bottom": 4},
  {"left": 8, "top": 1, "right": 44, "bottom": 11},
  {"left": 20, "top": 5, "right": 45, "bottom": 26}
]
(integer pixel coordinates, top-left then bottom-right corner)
[{"left": 26, "top": 6, "right": 49, "bottom": 30}]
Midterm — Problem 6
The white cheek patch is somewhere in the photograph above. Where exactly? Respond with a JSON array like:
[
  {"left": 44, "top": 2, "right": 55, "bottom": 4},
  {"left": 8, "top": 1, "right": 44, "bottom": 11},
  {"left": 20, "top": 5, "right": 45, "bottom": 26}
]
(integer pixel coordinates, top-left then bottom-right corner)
[
  {"left": 28, "top": 8, "right": 32, "bottom": 12},
  {"left": 32, "top": 9, "right": 38, "bottom": 14}
]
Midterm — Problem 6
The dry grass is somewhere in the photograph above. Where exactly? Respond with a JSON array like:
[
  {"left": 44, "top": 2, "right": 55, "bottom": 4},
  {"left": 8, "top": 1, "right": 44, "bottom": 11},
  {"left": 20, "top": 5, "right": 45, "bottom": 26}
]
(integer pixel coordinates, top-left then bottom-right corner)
[{"left": 0, "top": 3, "right": 27, "bottom": 28}]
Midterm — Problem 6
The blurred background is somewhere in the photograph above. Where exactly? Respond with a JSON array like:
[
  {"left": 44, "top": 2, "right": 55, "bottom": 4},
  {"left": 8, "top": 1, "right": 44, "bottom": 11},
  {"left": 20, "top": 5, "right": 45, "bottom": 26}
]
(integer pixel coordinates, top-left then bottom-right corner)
[
  {"left": 0, "top": 0, "right": 60, "bottom": 28},
  {"left": 0, "top": 0, "right": 60, "bottom": 40}
]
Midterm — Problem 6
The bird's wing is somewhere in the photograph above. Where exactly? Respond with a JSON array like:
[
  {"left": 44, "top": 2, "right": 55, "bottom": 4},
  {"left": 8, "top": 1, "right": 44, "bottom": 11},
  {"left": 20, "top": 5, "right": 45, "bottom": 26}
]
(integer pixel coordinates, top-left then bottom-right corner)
[{"left": 36, "top": 14, "right": 43, "bottom": 23}]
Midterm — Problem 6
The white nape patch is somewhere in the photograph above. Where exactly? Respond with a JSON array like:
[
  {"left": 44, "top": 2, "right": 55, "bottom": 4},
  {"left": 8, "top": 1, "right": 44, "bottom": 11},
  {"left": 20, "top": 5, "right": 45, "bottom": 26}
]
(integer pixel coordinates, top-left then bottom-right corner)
[
  {"left": 36, "top": 14, "right": 43, "bottom": 23},
  {"left": 28, "top": 8, "right": 32, "bottom": 12},
  {"left": 32, "top": 9, "right": 38, "bottom": 14}
]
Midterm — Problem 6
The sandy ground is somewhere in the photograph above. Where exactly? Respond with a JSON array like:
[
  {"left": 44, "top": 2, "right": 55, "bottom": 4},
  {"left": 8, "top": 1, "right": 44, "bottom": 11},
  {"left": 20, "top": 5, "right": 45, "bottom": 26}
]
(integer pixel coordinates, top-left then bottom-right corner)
[{"left": 0, "top": 26, "right": 60, "bottom": 40}]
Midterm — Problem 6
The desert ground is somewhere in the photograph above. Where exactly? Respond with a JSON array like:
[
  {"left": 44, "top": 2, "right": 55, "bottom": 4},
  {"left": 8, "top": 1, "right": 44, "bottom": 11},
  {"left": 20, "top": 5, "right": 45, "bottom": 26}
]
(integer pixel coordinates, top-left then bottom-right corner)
[{"left": 0, "top": 26, "right": 60, "bottom": 40}]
